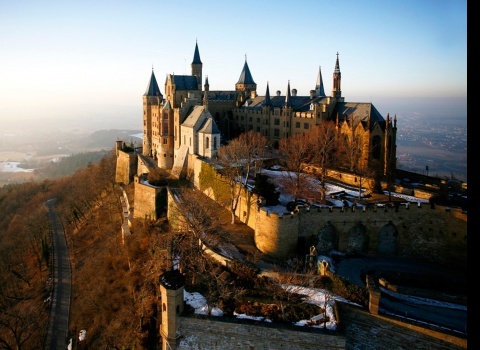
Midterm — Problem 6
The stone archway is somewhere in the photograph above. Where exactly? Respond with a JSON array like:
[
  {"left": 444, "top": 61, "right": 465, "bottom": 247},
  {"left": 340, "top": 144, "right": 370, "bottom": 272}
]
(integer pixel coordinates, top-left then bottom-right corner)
[
  {"left": 316, "top": 221, "right": 338, "bottom": 253},
  {"left": 377, "top": 221, "right": 398, "bottom": 256},
  {"left": 346, "top": 221, "right": 368, "bottom": 254}
]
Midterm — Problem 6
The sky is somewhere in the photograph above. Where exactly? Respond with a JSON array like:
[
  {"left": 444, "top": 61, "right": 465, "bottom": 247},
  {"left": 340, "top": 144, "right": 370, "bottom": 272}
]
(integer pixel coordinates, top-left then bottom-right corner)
[{"left": 0, "top": 0, "right": 467, "bottom": 130}]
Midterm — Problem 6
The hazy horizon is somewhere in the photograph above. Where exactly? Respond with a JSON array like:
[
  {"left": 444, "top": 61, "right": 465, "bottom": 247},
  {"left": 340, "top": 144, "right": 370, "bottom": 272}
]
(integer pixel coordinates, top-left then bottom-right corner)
[{"left": 0, "top": 1, "right": 467, "bottom": 126}]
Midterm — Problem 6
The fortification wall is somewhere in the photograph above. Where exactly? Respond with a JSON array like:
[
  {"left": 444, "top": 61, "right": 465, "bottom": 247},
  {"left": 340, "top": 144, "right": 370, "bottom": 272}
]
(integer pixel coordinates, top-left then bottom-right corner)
[
  {"left": 115, "top": 150, "right": 138, "bottom": 184},
  {"left": 254, "top": 207, "right": 300, "bottom": 259},
  {"left": 250, "top": 201, "right": 466, "bottom": 262},
  {"left": 133, "top": 175, "right": 163, "bottom": 220}
]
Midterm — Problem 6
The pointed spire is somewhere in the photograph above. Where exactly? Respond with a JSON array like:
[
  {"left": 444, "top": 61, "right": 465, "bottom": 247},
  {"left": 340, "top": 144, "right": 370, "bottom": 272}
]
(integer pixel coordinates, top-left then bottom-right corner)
[
  {"left": 315, "top": 66, "right": 326, "bottom": 97},
  {"left": 144, "top": 69, "right": 162, "bottom": 97},
  {"left": 264, "top": 81, "right": 271, "bottom": 107},
  {"left": 236, "top": 56, "right": 256, "bottom": 85},
  {"left": 334, "top": 52, "right": 340, "bottom": 73},
  {"left": 285, "top": 80, "right": 292, "bottom": 107},
  {"left": 203, "top": 75, "right": 209, "bottom": 111},
  {"left": 192, "top": 40, "right": 202, "bottom": 64}
]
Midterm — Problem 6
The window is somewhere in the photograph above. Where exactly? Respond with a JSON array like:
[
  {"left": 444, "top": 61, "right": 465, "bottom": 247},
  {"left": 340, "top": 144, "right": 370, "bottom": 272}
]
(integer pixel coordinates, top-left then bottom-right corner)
[
  {"left": 274, "top": 129, "right": 280, "bottom": 137},
  {"left": 274, "top": 118, "right": 280, "bottom": 125},
  {"left": 206, "top": 137, "right": 209, "bottom": 149},
  {"left": 304, "top": 123, "right": 309, "bottom": 129},
  {"left": 163, "top": 138, "right": 168, "bottom": 144},
  {"left": 213, "top": 137, "right": 217, "bottom": 149},
  {"left": 296, "top": 122, "right": 300, "bottom": 128}
]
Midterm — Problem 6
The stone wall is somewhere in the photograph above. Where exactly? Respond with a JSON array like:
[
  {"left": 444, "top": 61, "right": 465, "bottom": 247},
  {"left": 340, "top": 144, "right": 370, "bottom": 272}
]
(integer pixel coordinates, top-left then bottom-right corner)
[
  {"left": 254, "top": 207, "right": 300, "bottom": 259},
  {"left": 133, "top": 175, "right": 164, "bottom": 220},
  {"left": 242, "top": 198, "right": 466, "bottom": 262},
  {"left": 115, "top": 149, "right": 138, "bottom": 185}
]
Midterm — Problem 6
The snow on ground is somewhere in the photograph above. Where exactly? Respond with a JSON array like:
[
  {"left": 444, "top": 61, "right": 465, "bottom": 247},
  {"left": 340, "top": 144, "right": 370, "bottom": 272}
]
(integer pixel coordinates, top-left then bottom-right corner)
[
  {"left": 183, "top": 286, "right": 347, "bottom": 330},
  {"left": 259, "top": 168, "right": 429, "bottom": 215}
]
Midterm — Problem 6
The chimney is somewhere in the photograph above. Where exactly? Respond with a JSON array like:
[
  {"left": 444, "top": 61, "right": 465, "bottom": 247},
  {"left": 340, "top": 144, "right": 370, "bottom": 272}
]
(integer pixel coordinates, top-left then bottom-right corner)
[
  {"left": 276, "top": 90, "right": 281, "bottom": 96},
  {"left": 310, "top": 90, "right": 315, "bottom": 99},
  {"left": 292, "top": 89, "right": 297, "bottom": 96}
]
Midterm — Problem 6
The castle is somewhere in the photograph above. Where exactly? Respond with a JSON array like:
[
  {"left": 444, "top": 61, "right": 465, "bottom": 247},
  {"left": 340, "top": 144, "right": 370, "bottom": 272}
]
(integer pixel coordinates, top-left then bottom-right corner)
[
  {"left": 140, "top": 41, "right": 397, "bottom": 179},
  {"left": 115, "top": 44, "right": 467, "bottom": 349},
  {"left": 115, "top": 41, "right": 467, "bottom": 261}
]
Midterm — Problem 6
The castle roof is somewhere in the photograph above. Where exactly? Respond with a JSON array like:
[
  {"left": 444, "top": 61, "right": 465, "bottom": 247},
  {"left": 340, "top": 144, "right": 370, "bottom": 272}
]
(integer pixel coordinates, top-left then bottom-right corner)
[
  {"left": 192, "top": 41, "right": 202, "bottom": 65},
  {"left": 332, "top": 102, "right": 384, "bottom": 125},
  {"left": 198, "top": 117, "right": 221, "bottom": 135},
  {"left": 144, "top": 70, "right": 162, "bottom": 96},
  {"left": 246, "top": 94, "right": 328, "bottom": 111},
  {"left": 169, "top": 74, "right": 200, "bottom": 90},
  {"left": 237, "top": 58, "right": 256, "bottom": 85}
]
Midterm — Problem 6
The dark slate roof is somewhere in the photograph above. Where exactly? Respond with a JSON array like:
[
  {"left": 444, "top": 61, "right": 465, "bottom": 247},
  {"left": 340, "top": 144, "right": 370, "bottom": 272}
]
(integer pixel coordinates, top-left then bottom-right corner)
[
  {"left": 199, "top": 117, "right": 221, "bottom": 135},
  {"left": 237, "top": 60, "right": 256, "bottom": 85},
  {"left": 332, "top": 102, "right": 386, "bottom": 131},
  {"left": 144, "top": 70, "right": 162, "bottom": 96},
  {"left": 245, "top": 95, "right": 328, "bottom": 111},
  {"left": 192, "top": 41, "right": 202, "bottom": 64},
  {"left": 206, "top": 91, "right": 237, "bottom": 101},
  {"left": 242, "top": 96, "right": 386, "bottom": 130},
  {"left": 171, "top": 75, "right": 199, "bottom": 90},
  {"left": 159, "top": 270, "right": 185, "bottom": 290}
]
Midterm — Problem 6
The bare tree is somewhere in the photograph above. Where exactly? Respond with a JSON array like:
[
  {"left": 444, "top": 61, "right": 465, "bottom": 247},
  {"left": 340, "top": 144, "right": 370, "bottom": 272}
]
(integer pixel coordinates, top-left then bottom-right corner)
[
  {"left": 215, "top": 130, "right": 267, "bottom": 223},
  {"left": 310, "top": 121, "right": 338, "bottom": 203},
  {"left": 336, "top": 115, "right": 371, "bottom": 200},
  {"left": 168, "top": 188, "right": 223, "bottom": 285},
  {"left": 278, "top": 132, "right": 316, "bottom": 204}
]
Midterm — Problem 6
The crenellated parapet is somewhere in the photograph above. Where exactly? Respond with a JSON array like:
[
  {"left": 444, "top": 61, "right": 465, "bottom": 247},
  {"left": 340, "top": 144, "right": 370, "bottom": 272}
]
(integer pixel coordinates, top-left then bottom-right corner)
[{"left": 250, "top": 200, "right": 466, "bottom": 261}]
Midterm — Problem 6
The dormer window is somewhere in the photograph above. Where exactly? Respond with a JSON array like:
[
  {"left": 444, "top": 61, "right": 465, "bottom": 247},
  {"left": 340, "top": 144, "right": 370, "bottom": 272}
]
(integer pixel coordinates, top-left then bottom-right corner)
[{"left": 310, "top": 103, "right": 314, "bottom": 110}]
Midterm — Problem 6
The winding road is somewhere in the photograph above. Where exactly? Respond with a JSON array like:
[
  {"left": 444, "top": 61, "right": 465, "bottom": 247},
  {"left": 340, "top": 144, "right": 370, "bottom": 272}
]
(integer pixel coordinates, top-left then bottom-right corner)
[{"left": 44, "top": 199, "right": 72, "bottom": 350}]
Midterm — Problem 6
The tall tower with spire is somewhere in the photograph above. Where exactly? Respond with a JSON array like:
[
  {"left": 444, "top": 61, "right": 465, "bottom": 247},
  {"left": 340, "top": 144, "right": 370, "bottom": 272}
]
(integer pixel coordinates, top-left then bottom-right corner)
[
  {"left": 143, "top": 69, "right": 163, "bottom": 157},
  {"left": 191, "top": 40, "right": 202, "bottom": 91},
  {"left": 332, "top": 52, "right": 342, "bottom": 100}
]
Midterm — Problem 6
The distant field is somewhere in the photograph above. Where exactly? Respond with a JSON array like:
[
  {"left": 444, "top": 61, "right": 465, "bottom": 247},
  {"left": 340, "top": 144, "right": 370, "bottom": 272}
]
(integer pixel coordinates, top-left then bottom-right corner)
[
  {"left": 396, "top": 142, "right": 467, "bottom": 182},
  {"left": 0, "top": 151, "right": 29, "bottom": 162}
]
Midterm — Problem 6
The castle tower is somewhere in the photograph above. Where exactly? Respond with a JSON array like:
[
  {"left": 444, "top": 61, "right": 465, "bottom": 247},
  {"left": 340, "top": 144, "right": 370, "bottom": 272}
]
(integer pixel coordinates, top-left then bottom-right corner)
[
  {"left": 159, "top": 269, "right": 185, "bottom": 350},
  {"left": 191, "top": 40, "right": 202, "bottom": 91},
  {"left": 203, "top": 76, "right": 209, "bottom": 110},
  {"left": 331, "top": 52, "right": 342, "bottom": 100},
  {"left": 383, "top": 114, "right": 398, "bottom": 176},
  {"left": 143, "top": 69, "right": 163, "bottom": 157},
  {"left": 157, "top": 100, "right": 175, "bottom": 169},
  {"left": 235, "top": 55, "right": 257, "bottom": 105}
]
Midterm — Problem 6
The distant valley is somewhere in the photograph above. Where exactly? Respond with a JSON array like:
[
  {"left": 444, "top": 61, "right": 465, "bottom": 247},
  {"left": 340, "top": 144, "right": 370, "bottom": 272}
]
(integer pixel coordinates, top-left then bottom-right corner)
[{"left": 0, "top": 114, "right": 467, "bottom": 186}]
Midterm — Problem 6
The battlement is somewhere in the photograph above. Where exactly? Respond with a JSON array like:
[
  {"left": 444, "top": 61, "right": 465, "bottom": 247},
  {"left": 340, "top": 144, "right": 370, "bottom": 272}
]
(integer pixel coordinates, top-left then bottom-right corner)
[{"left": 252, "top": 197, "right": 466, "bottom": 260}]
